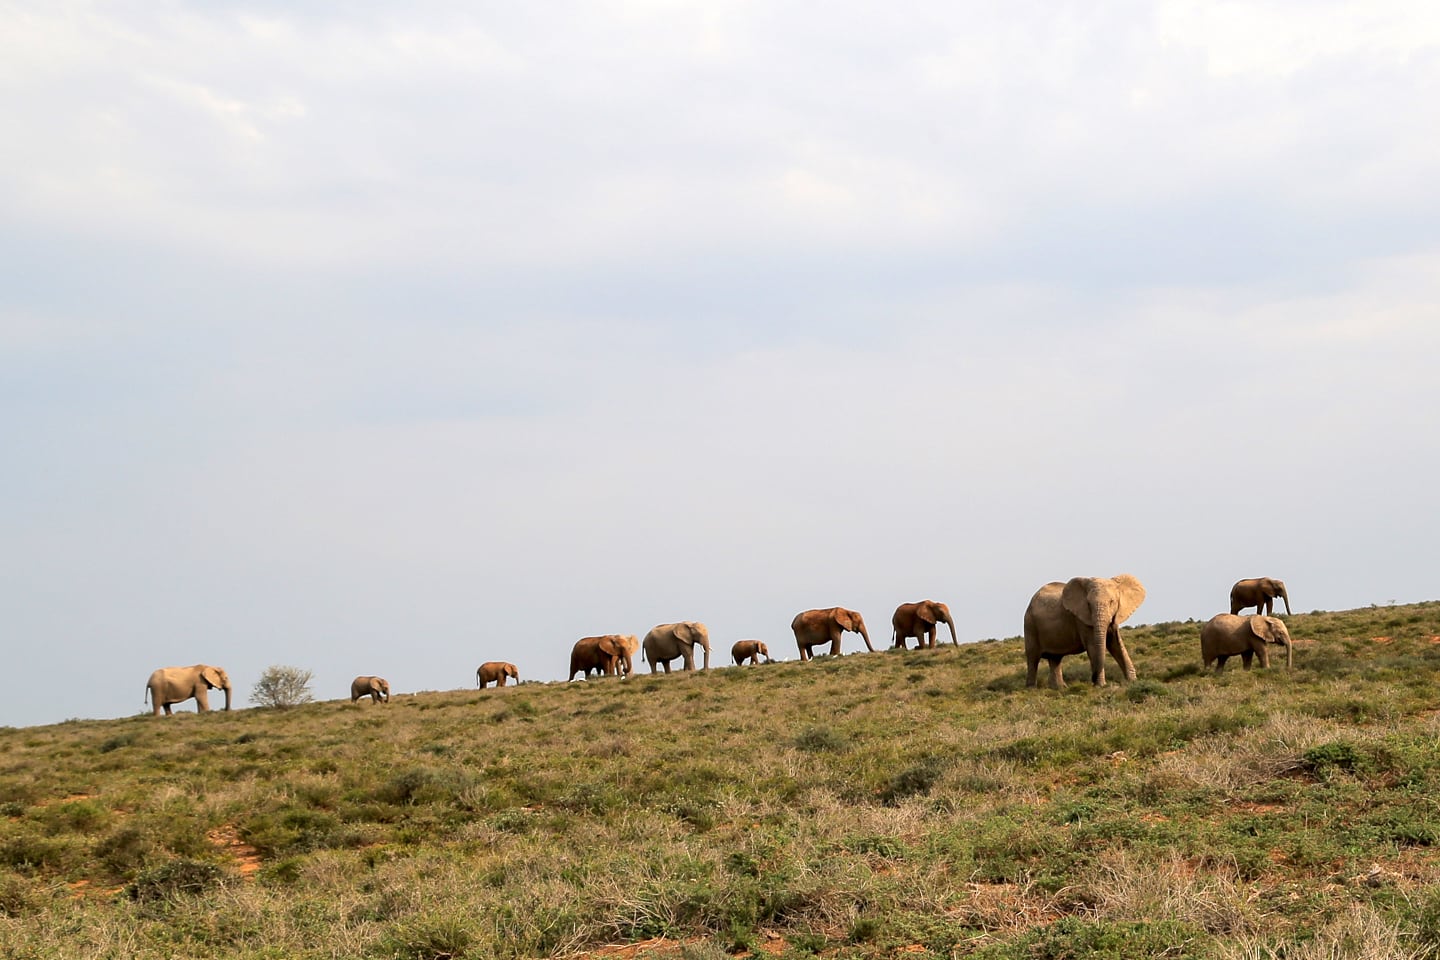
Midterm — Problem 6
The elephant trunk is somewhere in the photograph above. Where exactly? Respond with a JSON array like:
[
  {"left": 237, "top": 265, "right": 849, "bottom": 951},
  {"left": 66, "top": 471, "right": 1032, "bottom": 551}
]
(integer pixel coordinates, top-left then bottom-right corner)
[
  {"left": 858, "top": 622, "right": 874, "bottom": 652},
  {"left": 1286, "top": 636, "right": 1293, "bottom": 671},
  {"left": 943, "top": 615, "right": 958, "bottom": 646},
  {"left": 222, "top": 685, "right": 233, "bottom": 711},
  {"left": 1280, "top": 586, "right": 1292, "bottom": 616},
  {"left": 701, "top": 639, "right": 710, "bottom": 671}
]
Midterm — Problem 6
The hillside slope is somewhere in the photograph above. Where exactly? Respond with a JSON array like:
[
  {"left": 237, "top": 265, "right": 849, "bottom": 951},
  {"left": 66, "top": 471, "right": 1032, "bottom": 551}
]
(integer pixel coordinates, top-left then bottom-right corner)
[{"left": 4, "top": 602, "right": 1440, "bottom": 959}]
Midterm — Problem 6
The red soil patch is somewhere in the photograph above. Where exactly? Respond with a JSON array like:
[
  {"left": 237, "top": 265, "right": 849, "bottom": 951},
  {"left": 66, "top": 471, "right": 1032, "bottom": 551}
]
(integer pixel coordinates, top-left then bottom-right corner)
[
  {"left": 207, "top": 824, "right": 263, "bottom": 878},
  {"left": 1371, "top": 636, "right": 1394, "bottom": 644}
]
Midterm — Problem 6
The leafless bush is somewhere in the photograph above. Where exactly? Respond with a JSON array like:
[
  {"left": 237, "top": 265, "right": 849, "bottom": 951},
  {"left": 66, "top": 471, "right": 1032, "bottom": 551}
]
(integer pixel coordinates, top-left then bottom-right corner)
[{"left": 249, "top": 665, "right": 314, "bottom": 709}]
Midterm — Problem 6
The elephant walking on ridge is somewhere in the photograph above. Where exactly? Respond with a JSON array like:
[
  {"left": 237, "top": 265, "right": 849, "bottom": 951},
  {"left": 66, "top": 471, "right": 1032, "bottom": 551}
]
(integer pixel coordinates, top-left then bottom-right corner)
[
  {"left": 643, "top": 622, "right": 711, "bottom": 673},
  {"left": 791, "top": 607, "right": 873, "bottom": 661},
  {"left": 1230, "top": 578, "right": 1291, "bottom": 617},
  {"left": 145, "top": 664, "right": 232, "bottom": 715},
  {"left": 891, "top": 600, "right": 958, "bottom": 649},
  {"left": 1023, "top": 575, "right": 1145, "bottom": 688},
  {"left": 570, "top": 636, "right": 639, "bottom": 680},
  {"left": 351, "top": 676, "right": 390, "bottom": 703},
  {"left": 731, "top": 640, "right": 772, "bottom": 665},
  {"left": 1201, "top": 614, "right": 1293, "bottom": 671},
  {"left": 476, "top": 662, "right": 520, "bottom": 687}
]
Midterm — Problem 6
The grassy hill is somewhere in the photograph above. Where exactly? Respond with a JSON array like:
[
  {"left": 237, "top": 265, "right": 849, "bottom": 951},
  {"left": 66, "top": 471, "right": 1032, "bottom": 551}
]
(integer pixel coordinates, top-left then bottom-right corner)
[{"left": 6, "top": 603, "right": 1440, "bottom": 959}]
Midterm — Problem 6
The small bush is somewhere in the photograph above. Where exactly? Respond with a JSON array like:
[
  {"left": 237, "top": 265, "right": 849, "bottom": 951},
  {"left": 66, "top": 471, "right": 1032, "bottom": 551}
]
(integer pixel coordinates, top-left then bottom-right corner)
[
  {"left": 793, "top": 727, "right": 848, "bottom": 753},
  {"left": 249, "top": 665, "right": 315, "bottom": 709},
  {"left": 126, "top": 858, "right": 226, "bottom": 901},
  {"left": 880, "top": 757, "right": 946, "bottom": 805}
]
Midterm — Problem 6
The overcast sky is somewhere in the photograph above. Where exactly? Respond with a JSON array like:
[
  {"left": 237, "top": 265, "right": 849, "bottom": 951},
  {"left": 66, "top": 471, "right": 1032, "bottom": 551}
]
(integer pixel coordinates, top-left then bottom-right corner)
[{"left": 4, "top": 2, "right": 1438, "bottom": 727}]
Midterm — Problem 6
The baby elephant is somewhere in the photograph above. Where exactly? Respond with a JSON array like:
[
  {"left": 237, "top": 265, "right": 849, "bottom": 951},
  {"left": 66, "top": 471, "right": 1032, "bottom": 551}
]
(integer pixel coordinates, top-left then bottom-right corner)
[
  {"left": 351, "top": 675, "right": 390, "bottom": 703},
  {"left": 1201, "top": 614, "right": 1293, "bottom": 671},
  {"left": 731, "top": 640, "right": 773, "bottom": 665},
  {"left": 476, "top": 661, "right": 519, "bottom": 688}
]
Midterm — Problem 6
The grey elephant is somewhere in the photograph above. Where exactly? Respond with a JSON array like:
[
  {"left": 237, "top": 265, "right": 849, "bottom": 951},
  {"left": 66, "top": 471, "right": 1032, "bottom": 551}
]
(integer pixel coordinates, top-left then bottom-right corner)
[
  {"left": 1201, "top": 614, "right": 1293, "bottom": 671},
  {"left": 569, "top": 636, "right": 639, "bottom": 680},
  {"left": 731, "top": 640, "right": 772, "bottom": 665},
  {"left": 476, "top": 661, "right": 519, "bottom": 687},
  {"left": 1023, "top": 575, "right": 1145, "bottom": 688},
  {"left": 891, "top": 600, "right": 958, "bottom": 649},
  {"left": 1230, "top": 577, "right": 1291, "bottom": 617},
  {"left": 643, "top": 622, "right": 711, "bottom": 673},
  {"left": 350, "top": 676, "right": 390, "bottom": 703},
  {"left": 144, "top": 664, "right": 232, "bottom": 715},
  {"left": 791, "top": 607, "right": 873, "bottom": 661}
]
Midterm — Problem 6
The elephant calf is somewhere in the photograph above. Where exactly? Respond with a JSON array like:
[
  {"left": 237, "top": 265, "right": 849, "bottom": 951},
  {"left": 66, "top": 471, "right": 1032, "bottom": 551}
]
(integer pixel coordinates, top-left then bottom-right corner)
[
  {"left": 477, "top": 661, "right": 520, "bottom": 688},
  {"left": 351, "top": 675, "right": 391, "bottom": 703},
  {"left": 1201, "top": 614, "right": 1293, "bottom": 671},
  {"left": 731, "top": 640, "right": 772, "bottom": 665}
]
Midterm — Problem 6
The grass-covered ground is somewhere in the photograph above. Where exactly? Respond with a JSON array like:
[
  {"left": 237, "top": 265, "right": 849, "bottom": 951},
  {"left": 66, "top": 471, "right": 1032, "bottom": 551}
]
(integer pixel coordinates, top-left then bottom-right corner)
[{"left": 5, "top": 602, "right": 1440, "bottom": 959}]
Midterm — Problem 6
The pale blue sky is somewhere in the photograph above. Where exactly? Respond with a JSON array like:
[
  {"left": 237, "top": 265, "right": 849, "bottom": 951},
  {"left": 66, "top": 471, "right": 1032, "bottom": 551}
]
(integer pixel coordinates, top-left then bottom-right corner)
[{"left": 4, "top": 1, "right": 1439, "bottom": 726}]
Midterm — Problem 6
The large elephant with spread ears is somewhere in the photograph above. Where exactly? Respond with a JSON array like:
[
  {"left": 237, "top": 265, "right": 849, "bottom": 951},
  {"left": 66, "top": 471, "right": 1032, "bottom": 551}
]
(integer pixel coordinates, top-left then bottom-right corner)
[
  {"left": 892, "top": 600, "right": 958, "bottom": 649},
  {"left": 1023, "top": 575, "right": 1145, "bottom": 688},
  {"left": 792, "top": 607, "right": 874, "bottom": 661},
  {"left": 145, "top": 664, "right": 232, "bottom": 715},
  {"left": 643, "top": 622, "right": 711, "bottom": 673},
  {"left": 1230, "top": 577, "right": 1291, "bottom": 617},
  {"left": 570, "top": 635, "right": 639, "bottom": 680}
]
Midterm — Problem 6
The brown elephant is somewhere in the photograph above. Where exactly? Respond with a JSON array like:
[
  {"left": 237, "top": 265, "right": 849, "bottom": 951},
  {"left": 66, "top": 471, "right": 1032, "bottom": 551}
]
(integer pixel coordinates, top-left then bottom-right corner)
[
  {"left": 643, "top": 622, "right": 711, "bottom": 673},
  {"left": 1230, "top": 577, "right": 1291, "bottom": 617},
  {"left": 891, "top": 600, "right": 958, "bottom": 649},
  {"left": 569, "top": 635, "right": 639, "bottom": 680},
  {"left": 791, "top": 607, "right": 873, "bottom": 661},
  {"left": 731, "top": 640, "right": 772, "bottom": 665},
  {"left": 1201, "top": 614, "right": 1293, "bottom": 671},
  {"left": 1023, "top": 575, "right": 1145, "bottom": 688},
  {"left": 350, "top": 675, "right": 390, "bottom": 703},
  {"left": 476, "top": 662, "right": 519, "bottom": 688},
  {"left": 144, "top": 664, "right": 232, "bottom": 715}
]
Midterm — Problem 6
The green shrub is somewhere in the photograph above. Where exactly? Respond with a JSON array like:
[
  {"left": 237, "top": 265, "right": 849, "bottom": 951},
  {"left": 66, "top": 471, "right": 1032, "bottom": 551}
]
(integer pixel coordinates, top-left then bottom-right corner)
[
  {"left": 793, "top": 727, "right": 848, "bottom": 753},
  {"left": 126, "top": 858, "right": 226, "bottom": 901}
]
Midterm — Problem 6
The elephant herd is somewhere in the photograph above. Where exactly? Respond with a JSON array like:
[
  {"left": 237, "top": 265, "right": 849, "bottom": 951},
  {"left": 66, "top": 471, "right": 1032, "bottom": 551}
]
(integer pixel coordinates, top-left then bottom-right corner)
[
  {"left": 1023, "top": 574, "right": 1295, "bottom": 688},
  {"left": 140, "top": 577, "right": 1294, "bottom": 716}
]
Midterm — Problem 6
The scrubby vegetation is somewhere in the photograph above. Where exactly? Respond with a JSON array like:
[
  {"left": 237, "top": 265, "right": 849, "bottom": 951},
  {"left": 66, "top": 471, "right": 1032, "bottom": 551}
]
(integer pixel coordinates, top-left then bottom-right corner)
[{"left": 4, "top": 603, "right": 1440, "bottom": 958}]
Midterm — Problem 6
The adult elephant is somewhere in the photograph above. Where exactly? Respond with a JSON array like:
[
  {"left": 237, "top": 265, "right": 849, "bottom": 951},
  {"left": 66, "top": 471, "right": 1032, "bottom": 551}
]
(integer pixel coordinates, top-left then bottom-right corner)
[
  {"left": 643, "top": 622, "right": 711, "bottom": 673},
  {"left": 891, "top": 600, "right": 958, "bottom": 649},
  {"left": 350, "top": 675, "right": 390, "bottom": 703},
  {"left": 1201, "top": 614, "right": 1293, "bottom": 671},
  {"left": 1230, "top": 578, "right": 1291, "bottom": 617},
  {"left": 792, "top": 607, "right": 873, "bottom": 661},
  {"left": 1023, "top": 575, "right": 1145, "bottom": 688},
  {"left": 569, "top": 635, "right": 638, "bottom": 680},
  {"left": 144, "top": 664, "right": 232, "bottom": 716},
  {"left": 476, "top": 662, "right": 519, "bottom": 688}
]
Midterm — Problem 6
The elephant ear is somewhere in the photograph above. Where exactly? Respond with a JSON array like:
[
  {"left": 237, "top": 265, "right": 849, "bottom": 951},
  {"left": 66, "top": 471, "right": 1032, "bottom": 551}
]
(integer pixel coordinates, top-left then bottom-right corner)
[
  {"left": 835, "top": 608, "right": 856, "bottom": 631},
  {"left": 1061, "top": 578, "right": 1100, "bottom": 625},
  {"left": 599, "top": 637, "right": 621, "bottom": 656},
  {"left": 916, "top": 603, "right": 938, "bottom": 626},
  {"left": 1249, "top": 615, "right": 1277, "bottom": 642},
  {"left": 200, "top": 666, "right": 224, "bottom": 689},
  {"left": 1110, "top": 575, "right": 1146, "bottom": 625}
]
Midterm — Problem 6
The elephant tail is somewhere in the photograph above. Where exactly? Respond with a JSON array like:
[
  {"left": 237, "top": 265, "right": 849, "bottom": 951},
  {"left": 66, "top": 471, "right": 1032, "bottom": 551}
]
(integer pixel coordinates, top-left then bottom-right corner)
[{"left": 143, "top": 685, "right": 150, "bottom": 705}]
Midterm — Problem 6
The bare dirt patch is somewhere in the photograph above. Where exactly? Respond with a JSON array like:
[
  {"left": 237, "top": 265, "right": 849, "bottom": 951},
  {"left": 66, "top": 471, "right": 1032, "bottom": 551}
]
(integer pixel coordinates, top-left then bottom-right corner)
[{"left": 207, "top": 824, "right": 263, "bottom": 878}]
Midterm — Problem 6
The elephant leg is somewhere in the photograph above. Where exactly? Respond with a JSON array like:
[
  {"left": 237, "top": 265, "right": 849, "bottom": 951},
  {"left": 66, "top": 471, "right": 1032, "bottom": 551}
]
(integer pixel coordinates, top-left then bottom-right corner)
[
  {"left": 163, "top": 703, "right": 173, "bottom": 715},
  {"left": 829, "top": 629, "right": 843, "bottom": 657},
  {"left": 1241, "top": 650, "right": 1254, "bottom": 670},
  {"left": 1046, "top": 656, "right": 1066, "bottom": 689},
  {"left": 1025, "top": 651, "right": 1040, "bottom": 688},
  {"left": 1086, "top": 642, "right": 1106, "bottom": 686},
  {"left": 1215, "top": 655, "right": 1228, "bottom": 672},
  {"left": 1106, "top": 631, "right": 1137, "bottom": 681}
]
